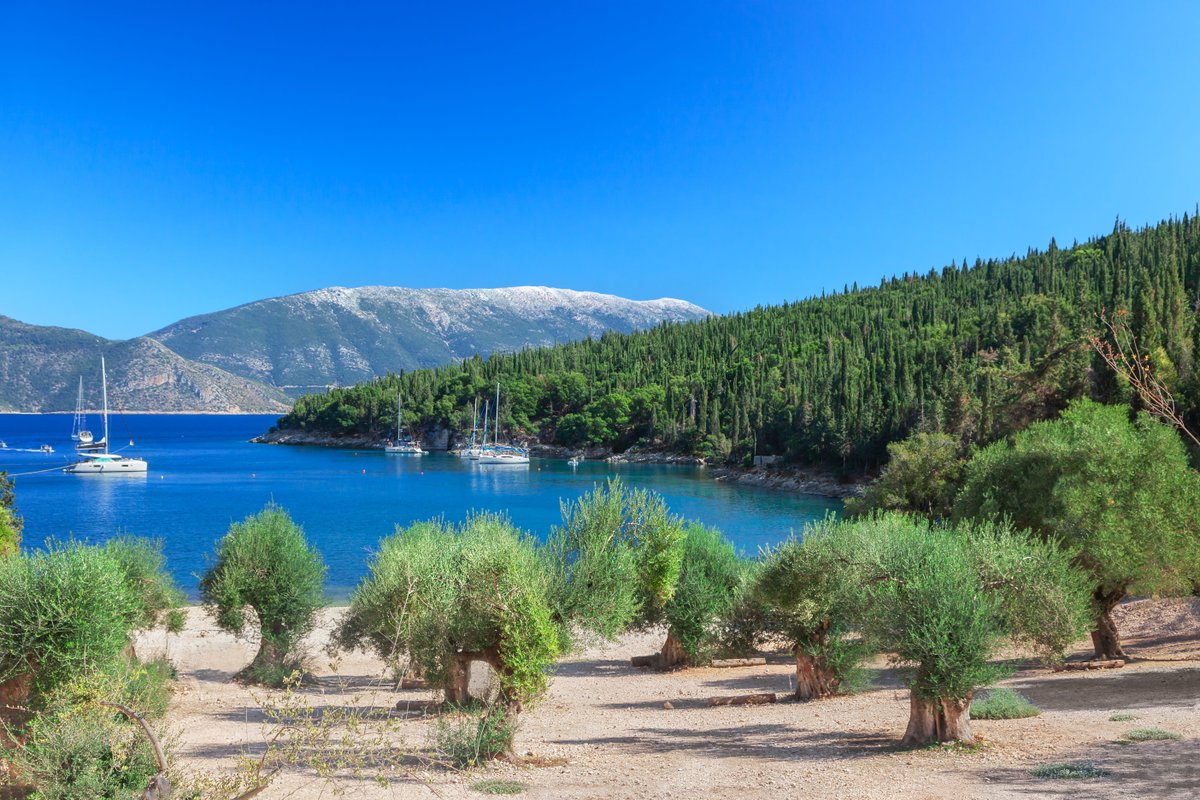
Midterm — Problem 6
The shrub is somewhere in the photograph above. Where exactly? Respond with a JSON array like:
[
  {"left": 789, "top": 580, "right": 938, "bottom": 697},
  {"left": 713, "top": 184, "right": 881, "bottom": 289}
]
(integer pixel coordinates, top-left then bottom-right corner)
[
  {"left": 970, "top": 688, "right": 1040, "bottom": 720},
  {"left": 10, "top": 702, "right": 162, "bottom": 799},
  {"left": 1108, "top": 713, "right": 1137, "bottom": 722},
  {"left": 845, "top": 432, "right": 968, "bottom": 520},
  {"left": 1030, "top": 762, "right": 1110, "bottom": 779},
  {"left": 200, "top": 505, "right": 326, "bottom": 686},
  {"left": 0, "top": 542, "right": 139, "bottom": 708},
  {"left": 0, "top": 472, "right": 22, "bottom": 556},
  {"left": 1123, "top": 727, "right": 1182, "bottom": 741}
]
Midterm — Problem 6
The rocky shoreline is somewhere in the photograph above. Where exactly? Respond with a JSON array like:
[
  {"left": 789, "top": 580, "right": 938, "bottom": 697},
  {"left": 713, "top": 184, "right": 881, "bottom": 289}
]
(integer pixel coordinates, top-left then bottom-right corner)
[{"left": 253, "top": 429, "right": 861, "bottom": 499}]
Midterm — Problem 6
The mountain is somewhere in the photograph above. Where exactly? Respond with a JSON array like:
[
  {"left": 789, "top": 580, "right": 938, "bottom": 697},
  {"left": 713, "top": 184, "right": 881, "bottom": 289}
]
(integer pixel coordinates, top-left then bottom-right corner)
[
  {"left": 0, "top": 287, "right": 708, "bottom": 412},
  {"left": 150, "top": 286, "right": 710, "bottom": 394},
  {"left": 0, "top": 316, "right": 293, "bottom": 413},
  {"left": 277, "top": 214, "right": 1200, "bottom": 469}
]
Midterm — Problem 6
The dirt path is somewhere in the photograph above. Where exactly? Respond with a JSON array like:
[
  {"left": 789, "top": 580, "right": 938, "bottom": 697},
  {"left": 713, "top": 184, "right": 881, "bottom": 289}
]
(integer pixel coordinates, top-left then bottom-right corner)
[{"left": 136, "top": 597, "right": 1200, "bottom": 799}]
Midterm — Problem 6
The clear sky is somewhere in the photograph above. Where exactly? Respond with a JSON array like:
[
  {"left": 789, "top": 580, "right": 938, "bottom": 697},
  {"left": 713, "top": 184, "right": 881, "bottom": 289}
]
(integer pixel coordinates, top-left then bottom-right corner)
[{"left": 2, "top": 2, "right": 1199, "bottom": 339}]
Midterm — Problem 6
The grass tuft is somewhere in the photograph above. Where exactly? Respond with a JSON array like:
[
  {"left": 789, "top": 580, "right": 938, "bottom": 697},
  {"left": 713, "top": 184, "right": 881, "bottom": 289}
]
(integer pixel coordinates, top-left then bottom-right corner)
[
  {"left": 1122, "top": 727, "right": 1182, "bottom": 742},
  {"left": 971, "top": 688, "right": 1040, "bottom": 720},
  {"left": 472, "top": 780, "right": 527, "bottom": 795},
  {"left": 1030, "top": 762, "right": 1110, "bottom": 779},
  {"left": 1108, "top": 713, "right": 1137, "bottom": 722}
]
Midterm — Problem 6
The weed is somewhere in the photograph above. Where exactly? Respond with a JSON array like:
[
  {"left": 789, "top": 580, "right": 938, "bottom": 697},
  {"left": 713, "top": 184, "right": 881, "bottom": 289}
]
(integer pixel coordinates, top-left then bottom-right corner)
[
  {"left": 971, "top": 688, "right": 1040, "bottom": 720},
  {"left": 1030, "top": 762, "right": 1109, "bottom": 779},
  {"left": 1107, "top": 713, "right": 1137, "bottom": 722},
  {"left": 1122, "top": 727, "right": 1182, "bottom": 742},
  {"left": 472, "top": 779, "right": 527, "bottom": 795}
]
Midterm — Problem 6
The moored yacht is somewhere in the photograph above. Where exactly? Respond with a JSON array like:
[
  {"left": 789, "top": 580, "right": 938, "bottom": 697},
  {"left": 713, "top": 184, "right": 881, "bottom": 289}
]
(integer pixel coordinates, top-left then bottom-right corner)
[
  {"left": 66, "top": 357, "right": 148, "bottom": 474},
  {"left": 384, "top": 391, "right": 424, "bottom": 455}
]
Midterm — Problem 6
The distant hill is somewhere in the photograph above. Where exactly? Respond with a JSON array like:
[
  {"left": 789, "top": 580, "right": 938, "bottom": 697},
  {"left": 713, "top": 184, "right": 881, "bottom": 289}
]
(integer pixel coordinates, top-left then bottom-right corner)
[
  {"left": 276, "top": 214, "right": 1200, "bottom": 469},
  {"left": 149, "top": 286, "right": 710, "bottom": 394},
  {"left": 0, "top": 316, "right": 292, "bottom": 413},
  {"left": 0, "top": 287, "right": 708, "bottom": 411}
]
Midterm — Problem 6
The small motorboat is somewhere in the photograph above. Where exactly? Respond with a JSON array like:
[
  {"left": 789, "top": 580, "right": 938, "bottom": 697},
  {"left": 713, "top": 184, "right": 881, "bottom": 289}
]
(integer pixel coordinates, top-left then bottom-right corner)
[
  {"left": 39, "top": 444, "right": 54, "bottom": 454},
  {"left": 568, "top": 456, "right": 581, "bottom": 468}
]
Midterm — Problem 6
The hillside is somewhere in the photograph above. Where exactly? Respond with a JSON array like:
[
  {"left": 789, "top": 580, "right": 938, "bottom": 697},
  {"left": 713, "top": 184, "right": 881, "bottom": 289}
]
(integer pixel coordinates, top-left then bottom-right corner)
[
  {"left": 0, "top": 316, "right": 292, "bottom": 413},
  {"left": 275, "top": 214, "right": 1200, "bottom": 468},
  {"left": 151, "top": 286, "right": 710, "bottom": 394}
]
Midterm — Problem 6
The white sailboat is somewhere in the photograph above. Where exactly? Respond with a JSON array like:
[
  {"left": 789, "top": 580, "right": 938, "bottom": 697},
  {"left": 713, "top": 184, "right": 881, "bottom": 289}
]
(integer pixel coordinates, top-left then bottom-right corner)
[
  {"left": 477, "top": 382, "right": 529, "bottom": 465},
  {"left": 70, "top": 376, "right": 94, "bottom": 445},
  {"left": 458, "top": 397, "right": 482, "bottom": 459},
  {"left": 65, "top": 357, "right": 148, "bottom": 474},
  {"left": 384, "top": 391, "right": 424, "bottom": 455}
]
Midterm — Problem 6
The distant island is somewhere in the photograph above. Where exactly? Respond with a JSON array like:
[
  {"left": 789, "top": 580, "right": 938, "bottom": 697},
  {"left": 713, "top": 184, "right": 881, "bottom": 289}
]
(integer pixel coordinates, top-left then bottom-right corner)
[{"left": 0, "top": 287, "right": 708, "bottom": 414}]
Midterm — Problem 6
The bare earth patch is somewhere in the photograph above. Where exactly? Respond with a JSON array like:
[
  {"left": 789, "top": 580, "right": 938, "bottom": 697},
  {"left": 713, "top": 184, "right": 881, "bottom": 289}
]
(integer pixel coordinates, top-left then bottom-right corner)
[{"left": 135, "top": 598, "right": 1200, "bottom": 799}]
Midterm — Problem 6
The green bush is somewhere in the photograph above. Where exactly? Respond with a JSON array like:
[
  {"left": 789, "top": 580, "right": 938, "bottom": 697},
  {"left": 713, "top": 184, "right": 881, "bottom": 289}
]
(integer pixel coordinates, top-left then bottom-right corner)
[
  {"left": 1108, "top": 713, "right": 1137, "bottom": 722},
  {"left": 0, "top": 542, "right": 139, "bottom": 707},
  {"left": 845, "top": 432, "right": 969, "bottom": 520},
  {"left": 1123, "top": 727, "right": 1182, "bottom": 741},
  {"left": 472, "top": 779, "right": 527, "bottom": 795},
  {"left": 10, "top": 702, "right": 161, "bottom": 799},
  {"left": 970, "top": 687, "right": 1040, "bottom": 720},
  {"left": 1030, "top": 762, "right": 1110, "bottom": 779},
  {"left": 200, "top": 505, "right": 326, "bottom": 686},
  {"left": 0, "top": 472, "right": 23, "bottom": 556}
]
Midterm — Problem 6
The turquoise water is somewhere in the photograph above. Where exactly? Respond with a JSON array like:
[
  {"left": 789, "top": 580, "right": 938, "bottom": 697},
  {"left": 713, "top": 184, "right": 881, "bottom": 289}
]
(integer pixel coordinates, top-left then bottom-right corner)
[{"left": 0, "top": 414, "right": 840, "bottom": 596}]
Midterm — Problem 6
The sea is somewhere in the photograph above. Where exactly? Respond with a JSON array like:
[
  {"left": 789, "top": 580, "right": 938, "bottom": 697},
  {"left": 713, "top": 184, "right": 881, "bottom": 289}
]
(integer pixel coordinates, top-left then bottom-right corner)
[{"left": 0, "top": 414, "right": 840, "bottom": 597}]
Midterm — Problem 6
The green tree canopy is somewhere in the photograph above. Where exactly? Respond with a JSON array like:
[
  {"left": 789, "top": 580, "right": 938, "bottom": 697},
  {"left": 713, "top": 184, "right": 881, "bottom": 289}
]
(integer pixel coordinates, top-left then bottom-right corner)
[{"left": 955, "top": 399, "right": 1200, "bottom": 659}]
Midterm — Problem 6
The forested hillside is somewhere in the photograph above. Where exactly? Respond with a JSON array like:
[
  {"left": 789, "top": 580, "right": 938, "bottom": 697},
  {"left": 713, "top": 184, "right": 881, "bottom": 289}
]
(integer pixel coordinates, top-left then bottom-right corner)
[{"left": 275, "top": 214, "right": 1200, "bottom": 469}]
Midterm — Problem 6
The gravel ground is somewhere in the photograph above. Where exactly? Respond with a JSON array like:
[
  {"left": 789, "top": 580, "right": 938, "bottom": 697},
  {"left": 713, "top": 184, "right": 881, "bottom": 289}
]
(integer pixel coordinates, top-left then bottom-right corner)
[{"left": 137, "top": 597, "right": 1200, "bottom": 799}]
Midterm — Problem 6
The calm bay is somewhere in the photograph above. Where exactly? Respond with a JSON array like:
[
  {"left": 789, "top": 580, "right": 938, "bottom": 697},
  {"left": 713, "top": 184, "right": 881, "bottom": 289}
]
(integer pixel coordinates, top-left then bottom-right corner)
[{"left": 0, "top": 413, "right": 840, "bottom": 596}]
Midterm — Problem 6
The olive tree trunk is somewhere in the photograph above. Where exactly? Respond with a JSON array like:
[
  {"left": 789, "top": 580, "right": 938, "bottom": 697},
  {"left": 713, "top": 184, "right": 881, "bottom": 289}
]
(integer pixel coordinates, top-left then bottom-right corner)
[
  {"left": 657, "top": 630, "right": 688, "bottom": 669},
  {"left": 901, "top": 694, "right": 974, "bottom": 746},
  {"left": 793, "top": 650, "right": 842, "bottom": 701},
  {"left": 1090, "top": 588, "right": 1127, "bottom": 660}
]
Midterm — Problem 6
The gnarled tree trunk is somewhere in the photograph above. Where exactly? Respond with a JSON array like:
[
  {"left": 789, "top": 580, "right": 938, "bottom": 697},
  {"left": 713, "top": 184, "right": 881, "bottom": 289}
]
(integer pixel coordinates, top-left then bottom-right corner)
[
  {"left": 1090, "top": 588, "right": 1127, "bottom": 660},
  {"left": 901, "top": 693, "right": 974, "bottom": 746},
  {"left": 793, "top": 650, "right": 841, "bottom": 701},
  {"left": 443, "top": 653, "right": 473, "bottom": 705},
  {"left": 658, "top": 630, "right": 687, "bottom": 669}
]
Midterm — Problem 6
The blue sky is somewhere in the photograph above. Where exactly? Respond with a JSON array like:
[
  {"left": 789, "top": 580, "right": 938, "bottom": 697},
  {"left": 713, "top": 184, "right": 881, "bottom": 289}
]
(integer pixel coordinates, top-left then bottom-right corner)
[{"left": 2, "top": 2, "right": 1199, "bottom": 339}]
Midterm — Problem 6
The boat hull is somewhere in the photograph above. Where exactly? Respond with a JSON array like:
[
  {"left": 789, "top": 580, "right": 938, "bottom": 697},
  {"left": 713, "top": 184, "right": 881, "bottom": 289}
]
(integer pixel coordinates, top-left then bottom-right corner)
[
  {"left": 66, "top": 458, "right": 148, "bottom": 474},
  {"left": 476, "top": 454, "right": 530, "bottom": 465}
]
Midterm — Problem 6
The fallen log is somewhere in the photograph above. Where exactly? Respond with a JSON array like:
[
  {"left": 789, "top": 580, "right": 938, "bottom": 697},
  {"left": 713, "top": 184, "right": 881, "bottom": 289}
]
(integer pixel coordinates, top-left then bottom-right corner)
[
  {"left": 1052, "top": 659, "right": 1125, "bottom": 672},
  {"left": 400, "top": 677, "right": 428, "bottom": 690},
  {"left": 631, "top": 654, "right": 659, "bottom": 668},
  {"left": 707, "top": 692, "right": 777, "bottom": 707},
  {"left": 711, "top": 657, "right": 766, "bottom": 668}
]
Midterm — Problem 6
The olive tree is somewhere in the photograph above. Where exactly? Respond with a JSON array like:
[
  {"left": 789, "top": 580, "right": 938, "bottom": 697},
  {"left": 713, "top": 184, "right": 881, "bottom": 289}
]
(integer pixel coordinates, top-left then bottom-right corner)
[
  {"left": 104, "top": 536, "right": 187, "bottom": 638},
  {"left": 955, "top": 399, "right": 1200, "bottom": 659},
  {"left": 658, "top": 524, "right": 747, "bottom": 666},
  {"left": 724, "top": 518, "right": 876, "bottom": 700},
  {"left": 337, "top": 514, "right": 559, "bottom": 717},
  {"left": 544, "top": 478, "right": 702, "bottom": 666},
  {"left": 200, "top": 505, "right": 327, "bottom": 686},
  {"left": 858, "top": 514, "right": 1090, "bottom": 745}
]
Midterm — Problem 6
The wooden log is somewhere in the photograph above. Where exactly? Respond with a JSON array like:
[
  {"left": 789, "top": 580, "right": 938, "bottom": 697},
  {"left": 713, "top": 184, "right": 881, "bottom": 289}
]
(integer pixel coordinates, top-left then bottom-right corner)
[
  {"left": 631, "top": 654, "right": 659, "bottom": 668},
  {"left": 1052, "top": 659, "right": 1125, "bottom": 672},
  {"left": 711, "top": 657, "right": 767, "bottom": 668},
  {"left": 400, "top": 677, "right": 428, "bottom": 689},
  {"left": 707, "top": 692, "right": 777, "bottom": 707}
]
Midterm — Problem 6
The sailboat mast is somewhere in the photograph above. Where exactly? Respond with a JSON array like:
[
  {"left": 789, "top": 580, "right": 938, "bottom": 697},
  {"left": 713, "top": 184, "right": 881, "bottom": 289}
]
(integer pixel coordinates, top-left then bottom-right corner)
[
  {"left": 101, "top": 356, "right": 110, "bottom": 455},
  {"left": 396, "top": 391, "right": 402, "bottom": 441},
  {"left": 494, "top": 381, "right": 501, "bottom": 443},
  {"left": 481, "top": 400, "right": 490, "bottom": 447},
  {"left": 468, "top": 398, "right": 478, "bottom": 448}
]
